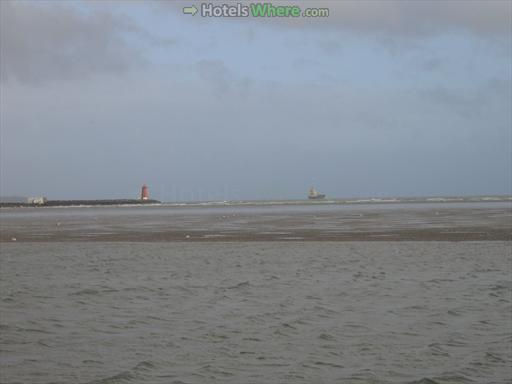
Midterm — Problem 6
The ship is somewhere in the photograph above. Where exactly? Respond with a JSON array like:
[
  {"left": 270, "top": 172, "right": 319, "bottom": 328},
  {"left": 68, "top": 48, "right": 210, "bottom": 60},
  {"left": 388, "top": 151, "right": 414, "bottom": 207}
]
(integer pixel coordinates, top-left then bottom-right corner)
[{"left": 308, "top": 187, "right": 326, "bottom": 200}]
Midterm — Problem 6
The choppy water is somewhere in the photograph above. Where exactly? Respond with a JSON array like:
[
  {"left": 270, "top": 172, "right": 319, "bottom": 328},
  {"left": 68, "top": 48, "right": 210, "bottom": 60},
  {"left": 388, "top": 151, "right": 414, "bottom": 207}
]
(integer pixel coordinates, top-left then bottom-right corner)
[{"left": 1, "top": 242, "right": 511, "bottom": 383}]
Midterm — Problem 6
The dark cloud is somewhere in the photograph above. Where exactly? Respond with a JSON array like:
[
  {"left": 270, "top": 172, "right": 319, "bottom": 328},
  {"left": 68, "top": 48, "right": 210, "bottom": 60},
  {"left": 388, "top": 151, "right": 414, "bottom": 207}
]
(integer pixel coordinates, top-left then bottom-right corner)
[
  {"left": 305, "top": 0, "right": 511, "bottom": 37},
  {"left": 0, "top": 0, "right": 145, "bottom": 84}
]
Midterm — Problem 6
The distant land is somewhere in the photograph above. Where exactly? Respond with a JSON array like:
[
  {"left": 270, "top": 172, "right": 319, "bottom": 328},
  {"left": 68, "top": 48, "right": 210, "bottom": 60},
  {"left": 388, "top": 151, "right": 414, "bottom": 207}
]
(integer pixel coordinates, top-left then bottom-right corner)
[
  {"left": 1, "top": 195, "right": 510, "bottom": 209},
  {"left": 0, "top": 199, "right": 161, "bottom": 208},
  {"left": 0, "top": 196, "right": 27, "bottom": 203}
]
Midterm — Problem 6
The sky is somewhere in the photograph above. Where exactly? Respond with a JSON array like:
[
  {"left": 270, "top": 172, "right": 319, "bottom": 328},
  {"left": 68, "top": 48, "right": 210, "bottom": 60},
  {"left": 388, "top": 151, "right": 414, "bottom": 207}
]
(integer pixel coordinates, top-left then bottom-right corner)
[{"left": 0, "top": 0, "right": 511, "bottom": 201}]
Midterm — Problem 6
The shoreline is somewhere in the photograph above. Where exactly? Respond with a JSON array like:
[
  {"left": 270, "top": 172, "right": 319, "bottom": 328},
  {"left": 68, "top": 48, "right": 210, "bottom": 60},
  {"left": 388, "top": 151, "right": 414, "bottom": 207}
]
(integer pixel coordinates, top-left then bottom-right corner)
[
  {"left": 0, "top": 199, "right": 161, "bottom": 208},
  {"left": 1, "top": 196, "right": 510, "bottom": 209},
  {"left": 3, "top": 228, "right": 510, "bottom": 243}
]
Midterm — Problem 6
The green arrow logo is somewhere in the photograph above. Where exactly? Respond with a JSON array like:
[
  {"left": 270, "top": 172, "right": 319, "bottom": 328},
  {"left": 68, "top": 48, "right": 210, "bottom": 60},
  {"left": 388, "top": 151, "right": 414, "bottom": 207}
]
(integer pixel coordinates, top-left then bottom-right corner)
[{"left": 183, "top": 5, "right": 198, "bottom": 16}]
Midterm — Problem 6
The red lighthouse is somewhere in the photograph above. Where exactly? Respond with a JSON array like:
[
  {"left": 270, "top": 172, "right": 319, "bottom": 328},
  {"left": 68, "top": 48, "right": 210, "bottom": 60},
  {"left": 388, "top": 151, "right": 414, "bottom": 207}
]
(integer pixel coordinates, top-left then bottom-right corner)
[{"left": 141, "top": 184, "right": 149, "bottom": 200}]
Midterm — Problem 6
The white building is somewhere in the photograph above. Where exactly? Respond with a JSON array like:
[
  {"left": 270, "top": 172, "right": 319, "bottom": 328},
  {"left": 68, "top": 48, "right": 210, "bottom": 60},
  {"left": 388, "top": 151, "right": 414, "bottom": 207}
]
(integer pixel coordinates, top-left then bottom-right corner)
[{"left": 27, "top": 196, "right": 47, "bottom": 205}]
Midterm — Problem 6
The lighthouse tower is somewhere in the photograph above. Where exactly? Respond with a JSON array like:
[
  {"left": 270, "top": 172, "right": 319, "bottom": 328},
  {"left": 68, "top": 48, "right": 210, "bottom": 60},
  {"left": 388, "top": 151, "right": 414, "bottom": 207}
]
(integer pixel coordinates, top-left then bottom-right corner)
[{"left": 141, "top": 184, "right": 149, "bottom": 200}]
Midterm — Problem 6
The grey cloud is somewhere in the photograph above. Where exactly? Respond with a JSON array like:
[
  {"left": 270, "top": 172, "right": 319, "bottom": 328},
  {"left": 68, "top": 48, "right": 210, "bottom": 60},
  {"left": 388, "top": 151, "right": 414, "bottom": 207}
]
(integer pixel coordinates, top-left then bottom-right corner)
[
  {"left": 243, "top": 28, "right": 256, "bottom": 44},
  {"left": 194, "top": 60, "right": 252, "bottom": 97},
  {"left": 277, "top": 0, "right": 511, "bottom": 38},
  {"left": 3, "top": 74, "right": 509, "bottom": 199},
  {"left": 376, "top": 36, "right": 425, "bottom": 56},
  {"left": 0, "top": 1, "right": 145, "bottom": 84},
  {"left": 157, "top": 0, "right": 511, "bottom": 38},
  {"left": 195, "top": 60, "right": 231, "bottom": 93},
  {"left": 292, "top": 58, "right": 320, "bottom": 70},
  {"left": 420, "top": 58, "right": 445, "bottom": 72},
  {"left": 418, "top": 79, "right": 512, "bottom": 119},
  {"left": 317, "top": 39, "right": 342, "bottom": 54},
  {"left": 419, "top": 87, "right": 485, "bottom": 118}
]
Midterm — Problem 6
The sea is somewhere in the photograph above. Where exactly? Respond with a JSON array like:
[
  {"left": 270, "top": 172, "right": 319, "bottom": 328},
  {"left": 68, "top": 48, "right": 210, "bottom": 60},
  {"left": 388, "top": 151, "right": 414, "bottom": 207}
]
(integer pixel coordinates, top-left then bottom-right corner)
[{"left": 0, "top": 199, "right": 511, "bottom": 383}]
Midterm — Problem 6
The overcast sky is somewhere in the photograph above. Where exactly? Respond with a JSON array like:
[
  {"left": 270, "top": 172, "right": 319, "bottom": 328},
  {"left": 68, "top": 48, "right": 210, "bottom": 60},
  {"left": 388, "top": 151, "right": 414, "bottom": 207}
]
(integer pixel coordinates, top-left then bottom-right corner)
[{"left": 1, "top": 0, "right": 511, "bottom": 201}]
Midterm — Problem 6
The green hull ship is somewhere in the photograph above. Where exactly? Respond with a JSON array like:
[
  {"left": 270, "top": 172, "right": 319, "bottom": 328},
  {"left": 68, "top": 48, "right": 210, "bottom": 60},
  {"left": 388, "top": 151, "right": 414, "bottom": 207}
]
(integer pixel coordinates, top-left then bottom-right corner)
[{"left": 308, "top": 187, "right": 325, "bottom": 200}]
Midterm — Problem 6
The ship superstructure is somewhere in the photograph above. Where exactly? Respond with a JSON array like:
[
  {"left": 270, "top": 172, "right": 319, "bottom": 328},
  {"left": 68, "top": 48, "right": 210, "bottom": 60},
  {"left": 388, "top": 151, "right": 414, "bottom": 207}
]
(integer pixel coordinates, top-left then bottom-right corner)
[{"left": 308, "top": 187, "right": 326, "bottom": 200}]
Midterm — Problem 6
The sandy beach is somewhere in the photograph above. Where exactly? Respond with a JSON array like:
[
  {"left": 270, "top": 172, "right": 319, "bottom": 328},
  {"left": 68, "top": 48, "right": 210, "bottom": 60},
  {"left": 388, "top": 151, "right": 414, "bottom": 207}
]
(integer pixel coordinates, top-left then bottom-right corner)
[{"left": 1, "top": 201, "right": 510, "bottom": 242}]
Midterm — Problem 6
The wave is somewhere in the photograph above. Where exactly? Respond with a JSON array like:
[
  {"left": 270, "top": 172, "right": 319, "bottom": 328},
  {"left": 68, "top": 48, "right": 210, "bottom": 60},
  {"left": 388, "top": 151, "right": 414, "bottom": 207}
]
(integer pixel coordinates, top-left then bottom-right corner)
[
  {"left": 85, "top": 361, "right": 156, "bottom": 384},
  {"left": 159, "top": 195, "right": 512, "bottom": 207}
]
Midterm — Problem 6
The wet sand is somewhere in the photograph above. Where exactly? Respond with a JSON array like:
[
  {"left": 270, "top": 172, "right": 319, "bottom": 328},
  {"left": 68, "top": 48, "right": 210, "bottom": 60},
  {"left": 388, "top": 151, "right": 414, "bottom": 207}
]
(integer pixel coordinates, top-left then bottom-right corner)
[{"left": 1, "top": 202, "right": 510, "bottom": 242}]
